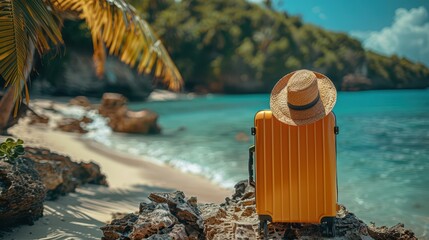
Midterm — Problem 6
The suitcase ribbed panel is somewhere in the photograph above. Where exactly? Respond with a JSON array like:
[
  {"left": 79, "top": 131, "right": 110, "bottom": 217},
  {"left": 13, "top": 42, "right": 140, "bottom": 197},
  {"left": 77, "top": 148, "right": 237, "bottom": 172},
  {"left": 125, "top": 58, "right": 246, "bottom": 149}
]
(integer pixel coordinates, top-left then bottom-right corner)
[{"left": 254, "top": 110, "right": 337, "bottom": 223}]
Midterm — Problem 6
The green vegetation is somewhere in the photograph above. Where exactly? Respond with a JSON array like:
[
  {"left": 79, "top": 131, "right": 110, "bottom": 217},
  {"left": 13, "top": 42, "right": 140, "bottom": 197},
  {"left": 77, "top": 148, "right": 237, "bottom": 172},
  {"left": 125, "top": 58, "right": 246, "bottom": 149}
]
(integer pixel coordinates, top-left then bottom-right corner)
[
  {"left": 0, "top": 138, "right": 25, "bottom": 162},
  {"left": 0, "top": 0, "right": 183, "bottom": 130},
  {"left": 366, "top": 51, "right": 429, "bottom": 89},
  {"left": 14, "top": 0, "right": 429, "bottom": 95},
  {"left": 129, "top": 0, "right": 429, "bottom": 93}
]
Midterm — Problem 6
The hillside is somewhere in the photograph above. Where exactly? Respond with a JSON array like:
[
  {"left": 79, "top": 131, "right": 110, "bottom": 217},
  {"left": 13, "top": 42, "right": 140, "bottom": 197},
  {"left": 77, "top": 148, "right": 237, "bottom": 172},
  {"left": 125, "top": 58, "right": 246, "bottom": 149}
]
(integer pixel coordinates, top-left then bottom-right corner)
[
  {"left": 131, "top": 0, "right": 429, "bottom": 93},
  {"left": 32, "top": 0, "right": 429, "bottom": 97}
]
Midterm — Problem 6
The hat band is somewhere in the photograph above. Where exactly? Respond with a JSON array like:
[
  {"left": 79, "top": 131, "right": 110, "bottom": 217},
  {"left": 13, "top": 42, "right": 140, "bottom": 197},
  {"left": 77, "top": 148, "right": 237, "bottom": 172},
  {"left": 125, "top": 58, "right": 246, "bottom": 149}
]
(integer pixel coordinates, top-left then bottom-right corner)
[{"left": 287, "top": 93, "right": 320, "bottom": 111}]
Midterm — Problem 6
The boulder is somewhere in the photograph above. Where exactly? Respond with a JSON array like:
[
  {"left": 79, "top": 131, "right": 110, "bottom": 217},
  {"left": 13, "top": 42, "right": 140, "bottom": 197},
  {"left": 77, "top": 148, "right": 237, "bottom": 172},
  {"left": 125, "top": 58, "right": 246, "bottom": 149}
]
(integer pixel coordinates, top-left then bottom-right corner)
[
  {"left": 149, "top": 192, "right": 202, "bottom": 226},
  {"left": 102, "top": 192, "right": 202, "bottom": 240},
  {"left": 56, "top": 118, "right": 88, "bottom": 134},
  {"left": 98, "top": 93, "right": 161, "bottom": 134},
  {"left": 24, "top": 147, "right": 108, "bottom": 200},
  {"left": 69, "top": 96, "right": 92, "bottom": 108},
  {"left": 0, "top": 158, "right": 46, "bottom": 228}
]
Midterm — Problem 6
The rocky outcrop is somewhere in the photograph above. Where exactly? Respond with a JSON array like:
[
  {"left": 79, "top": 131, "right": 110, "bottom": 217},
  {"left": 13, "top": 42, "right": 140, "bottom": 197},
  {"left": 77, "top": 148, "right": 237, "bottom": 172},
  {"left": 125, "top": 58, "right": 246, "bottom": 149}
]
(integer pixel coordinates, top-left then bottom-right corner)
[
  {"left": 0, "top": 145, "right": 108, "bottom": 230},
  {"left": 28, "top": 111, "right": 49, "bottom": 125},
  {"left": 341, "top": 74, "right": 373, "bottom": 91},
  {"left": 101, "top": 191, "right": 204, "bottom": 240},
  {"left": 69, "top": 96, "right": 92, "bottom": 109},
  {"left": 102, "top": 180, "right": 417, "bottom": 240},
  {"left": 56, "top": 117, "right": 93, "bottom": 134},
  {"left": 98, "top": 93, "right": 161, "bottom": 134},
  {"left": 368, "top": 223, "right": 417, "bottom": 240},
  {"left": 24, "top": 147, "right": 108, "bottom": 200},
  {"left": 0, "top": 158, "right": 46, "bottom": 228},
  {"left": 33, "top": 46, "right": 153, "bottom": 100}
]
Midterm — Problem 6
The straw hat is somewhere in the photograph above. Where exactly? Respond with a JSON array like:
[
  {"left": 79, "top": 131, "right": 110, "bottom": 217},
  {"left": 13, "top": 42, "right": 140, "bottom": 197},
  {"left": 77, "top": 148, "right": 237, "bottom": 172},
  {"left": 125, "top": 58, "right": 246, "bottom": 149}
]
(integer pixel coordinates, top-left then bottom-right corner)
[{"left": 270, "top": 69, "right": 337, "bottom": 126}]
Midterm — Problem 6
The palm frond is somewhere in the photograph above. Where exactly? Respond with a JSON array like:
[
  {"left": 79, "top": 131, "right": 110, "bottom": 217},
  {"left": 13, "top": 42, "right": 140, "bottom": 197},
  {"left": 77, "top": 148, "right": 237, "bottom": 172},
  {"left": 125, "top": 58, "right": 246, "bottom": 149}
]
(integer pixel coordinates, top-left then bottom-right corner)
[
  {"left": 55, "top": 0, "right": 183, "bottom": 91},
  {"left": 0, "top": 0, "right": 63, "bottom": 110}
]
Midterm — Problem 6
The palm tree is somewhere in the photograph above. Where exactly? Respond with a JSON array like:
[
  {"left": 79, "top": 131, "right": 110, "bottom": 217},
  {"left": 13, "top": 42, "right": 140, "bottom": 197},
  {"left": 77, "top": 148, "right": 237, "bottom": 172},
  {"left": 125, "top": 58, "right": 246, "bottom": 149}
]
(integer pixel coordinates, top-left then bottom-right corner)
[{"left": 0, "top": 0, "right": 183, "bottom": 129}]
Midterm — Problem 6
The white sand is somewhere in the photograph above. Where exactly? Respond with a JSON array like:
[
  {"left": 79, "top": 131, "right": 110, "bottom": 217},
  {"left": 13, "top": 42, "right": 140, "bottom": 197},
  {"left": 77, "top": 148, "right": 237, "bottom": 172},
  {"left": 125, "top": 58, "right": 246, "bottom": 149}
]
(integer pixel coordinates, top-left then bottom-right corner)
[{"left": 3, "top": 100, "right": 232, "bottom": 239}]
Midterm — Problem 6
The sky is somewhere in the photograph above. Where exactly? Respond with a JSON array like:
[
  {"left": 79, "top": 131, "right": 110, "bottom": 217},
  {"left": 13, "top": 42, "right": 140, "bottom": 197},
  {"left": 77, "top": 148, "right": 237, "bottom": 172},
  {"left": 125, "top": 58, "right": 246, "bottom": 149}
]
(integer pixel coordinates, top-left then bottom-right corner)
[{"left": 249, "top": 0, "right": 429, "bottom": 66}]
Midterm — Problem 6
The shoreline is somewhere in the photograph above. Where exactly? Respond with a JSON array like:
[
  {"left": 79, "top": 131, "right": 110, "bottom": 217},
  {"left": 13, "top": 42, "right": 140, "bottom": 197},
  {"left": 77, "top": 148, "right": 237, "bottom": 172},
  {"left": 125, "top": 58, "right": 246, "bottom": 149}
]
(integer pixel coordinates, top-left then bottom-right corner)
[
  {"left": 4, "top": 106, "right": 232, "bottom": 239},
  {"left": 9, "top": 117, "right": 232, "bottom": 202}
]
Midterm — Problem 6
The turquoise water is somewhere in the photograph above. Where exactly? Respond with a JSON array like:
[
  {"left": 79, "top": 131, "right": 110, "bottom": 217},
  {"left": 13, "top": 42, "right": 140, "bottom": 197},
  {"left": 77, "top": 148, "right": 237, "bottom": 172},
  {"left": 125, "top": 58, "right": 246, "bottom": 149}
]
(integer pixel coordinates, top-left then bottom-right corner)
[{"left": 93, "top": 90, "right": 429, "bottom": 237}]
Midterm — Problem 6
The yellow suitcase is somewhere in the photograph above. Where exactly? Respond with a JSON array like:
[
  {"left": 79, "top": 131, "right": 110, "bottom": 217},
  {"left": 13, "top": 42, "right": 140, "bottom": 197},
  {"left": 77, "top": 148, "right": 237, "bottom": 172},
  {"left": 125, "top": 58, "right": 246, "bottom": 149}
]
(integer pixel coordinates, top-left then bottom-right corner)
[{"left": 249, "top": 110, "right": 338, "bottom": 237}]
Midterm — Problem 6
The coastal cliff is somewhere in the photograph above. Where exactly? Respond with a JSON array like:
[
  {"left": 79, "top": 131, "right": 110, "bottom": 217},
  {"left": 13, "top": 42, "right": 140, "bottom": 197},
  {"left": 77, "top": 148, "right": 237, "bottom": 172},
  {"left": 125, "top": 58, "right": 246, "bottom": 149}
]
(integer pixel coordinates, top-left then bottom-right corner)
[
  {"left": 29, "top": 0, "right": 429, "bottom": 98},
  {"left": 131, "top": 0, "right": 429, "bottom": 93}
]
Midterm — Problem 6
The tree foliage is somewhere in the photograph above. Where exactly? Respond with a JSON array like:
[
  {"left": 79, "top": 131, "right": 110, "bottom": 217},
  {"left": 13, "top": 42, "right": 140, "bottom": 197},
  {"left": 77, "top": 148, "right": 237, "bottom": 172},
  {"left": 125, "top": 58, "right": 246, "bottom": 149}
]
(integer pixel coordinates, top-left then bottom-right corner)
[
  {"left": 130, "top": 0, "right": 429, "bottom": 92},
  {"left": 0, "top": 0, "right": 63, "bottom": 112},
  {"left": 0, "top": 0, "right": 183, "bottom": 114}
]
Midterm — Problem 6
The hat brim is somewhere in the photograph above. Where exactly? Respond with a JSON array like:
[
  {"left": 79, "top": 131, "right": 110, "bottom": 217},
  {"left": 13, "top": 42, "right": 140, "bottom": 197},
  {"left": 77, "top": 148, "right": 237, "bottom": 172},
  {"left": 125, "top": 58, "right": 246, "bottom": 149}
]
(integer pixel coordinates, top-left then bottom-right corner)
[{"left": 270, "top": 70, "right": 337, "bottom": 126}]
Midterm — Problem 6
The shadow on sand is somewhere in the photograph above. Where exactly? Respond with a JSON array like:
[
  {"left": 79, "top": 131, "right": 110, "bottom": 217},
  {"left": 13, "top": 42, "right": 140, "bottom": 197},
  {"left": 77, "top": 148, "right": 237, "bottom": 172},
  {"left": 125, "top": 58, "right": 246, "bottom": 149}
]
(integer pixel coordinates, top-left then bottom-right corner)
[{"left": 3, "top": 184, "right": 174, "bottom": 240}]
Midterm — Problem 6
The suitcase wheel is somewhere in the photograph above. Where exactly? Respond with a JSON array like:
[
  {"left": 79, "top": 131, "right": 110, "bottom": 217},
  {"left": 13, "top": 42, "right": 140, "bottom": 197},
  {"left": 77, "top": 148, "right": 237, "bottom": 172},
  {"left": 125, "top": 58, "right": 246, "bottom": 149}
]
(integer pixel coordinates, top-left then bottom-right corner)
[
  {"left": 258, "top": 219, "right": 268, "bottom": 238},
  {"left": 321, "top": 217, "right": 336, "bottom": 238}
]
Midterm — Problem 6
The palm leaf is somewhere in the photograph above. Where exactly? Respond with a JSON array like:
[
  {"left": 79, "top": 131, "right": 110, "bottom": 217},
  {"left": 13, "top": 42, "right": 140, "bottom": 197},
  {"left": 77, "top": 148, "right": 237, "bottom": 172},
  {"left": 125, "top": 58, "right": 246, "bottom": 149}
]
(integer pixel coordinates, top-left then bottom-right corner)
[
  {"left": 55, "top": 0, "right": 183, "bottom": 91},
  {"left": 0, "top": 0, "right": 63, "bottom": 113}
]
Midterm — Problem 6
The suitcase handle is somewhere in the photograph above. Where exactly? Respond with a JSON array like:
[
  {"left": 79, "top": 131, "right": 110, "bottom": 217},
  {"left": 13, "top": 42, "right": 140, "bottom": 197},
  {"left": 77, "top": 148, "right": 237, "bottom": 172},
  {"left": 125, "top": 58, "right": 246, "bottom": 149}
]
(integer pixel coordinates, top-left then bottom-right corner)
[{"left": 248, "top": 145, "right": 256, "bottom": 187}]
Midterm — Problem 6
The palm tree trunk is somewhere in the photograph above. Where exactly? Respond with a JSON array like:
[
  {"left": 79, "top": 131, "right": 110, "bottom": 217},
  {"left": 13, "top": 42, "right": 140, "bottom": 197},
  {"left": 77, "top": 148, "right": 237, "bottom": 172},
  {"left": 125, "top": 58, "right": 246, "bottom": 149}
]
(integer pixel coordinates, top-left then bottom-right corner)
[
  {"left": 0, "top": 88, "right": 17, "bottom": 130},
  {"left": 0, "top": 42, "right": 35, "bottom": 131}
]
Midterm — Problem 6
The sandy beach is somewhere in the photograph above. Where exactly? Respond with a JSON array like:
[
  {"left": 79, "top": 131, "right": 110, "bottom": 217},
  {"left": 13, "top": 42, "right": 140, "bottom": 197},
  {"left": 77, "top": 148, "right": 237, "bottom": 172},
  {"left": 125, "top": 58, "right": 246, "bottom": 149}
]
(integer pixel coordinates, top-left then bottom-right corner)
[{"left": 2, "top": 100, "right": 232, "bottom": 239}]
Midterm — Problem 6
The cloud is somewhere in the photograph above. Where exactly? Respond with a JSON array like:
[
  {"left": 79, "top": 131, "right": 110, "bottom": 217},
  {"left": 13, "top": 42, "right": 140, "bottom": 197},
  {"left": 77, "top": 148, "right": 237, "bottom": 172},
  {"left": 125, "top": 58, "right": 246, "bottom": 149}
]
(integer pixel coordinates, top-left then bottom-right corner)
[
  {"left": 351, "top": 6, "right": 429, "bottom": 66},
  {"left": 312, "top": 6, "right": 327, "bottom": 20}
]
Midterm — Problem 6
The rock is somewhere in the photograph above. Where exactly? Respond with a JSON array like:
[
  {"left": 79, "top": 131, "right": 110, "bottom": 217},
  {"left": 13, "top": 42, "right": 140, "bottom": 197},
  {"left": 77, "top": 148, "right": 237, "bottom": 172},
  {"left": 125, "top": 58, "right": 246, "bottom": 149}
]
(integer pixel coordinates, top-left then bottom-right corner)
[
  {"left": 234, "top": 221, "right": 259, "bottom": 239},
  {"left": 342, "top": 74, "right": 373, "bottom": 91},
  {"left": 0, "top": 158, "right": 46, "bottom": 228},
  {"left": 149, "top": 191, "right": 204, "bottom": 235},
  {"left": 34, "top": 43, "right": 153, "bottom": 100},
  {"left": 235, "top": 132, "right": 249, "bottom": 142},
  {"left": 168, "top": 224, "right": 188, "bottom": 239},
  {"left": 368, "top": 223, "right": 417, "bottom": 240},
  {"left": 28, "top": 112, "right": 49, "bottom": 125},
  {"left": 78, "top": 162, "right": 108, "bottom": 185},
  {"left": 230, "top": 180, "right": 255, "bottom": 202},
  {"left": 121, "top": 110, "right": 161, "bottom": 134},
  {"left": 31, "top": 159, "right": 64, "bottom": 192},
  {"left": 110, "top": 212, "right": 130, "bottom": 221},
  {"left": 145, "top": 233, "right": 173, "bottom": 240},
  {"left": 81, "top": 116, "right": 93, "bottom": 124},
  {"left": 98, "top": 93, "right": 161, "bottom": 134},
  {"left": 69, "top": 96, "right": 92, "bottom": 108},
  {"left": 102, "top": 180, "right": 418, "bottom": 240},
  {"left": 24, "top": 147, "right": 108, "bottom": 200},
  {"left": 100, "top": 213, "right": 139, "bottom": 240},
  {"left": 148, "top": 191, "right": 187, "bottom": 208},
  {"left": 200, "top": 204, "right": 227, "bottom": 238},
  {"left": 129, "top": 203, "right": 178, "bottom": 239},
  {"left": 103, "top": 192, "right": 204, "bottom": 239},
  {"left": 98, "top": 93, "right": 128, "bottom": 115},
  {"left": 56, "top": 118, "right": 88, "bottom": 134},
  {"left": 187, "top": 196, "right": 198, "bottom": 208}
]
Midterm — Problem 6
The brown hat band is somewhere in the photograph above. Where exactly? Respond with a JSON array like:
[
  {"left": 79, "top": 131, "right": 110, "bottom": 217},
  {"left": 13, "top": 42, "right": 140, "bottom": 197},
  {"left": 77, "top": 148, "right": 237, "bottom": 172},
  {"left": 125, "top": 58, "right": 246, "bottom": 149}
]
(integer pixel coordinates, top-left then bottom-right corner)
[{"left": 287, "top": 93, "right": 320, "bottom": 111}]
